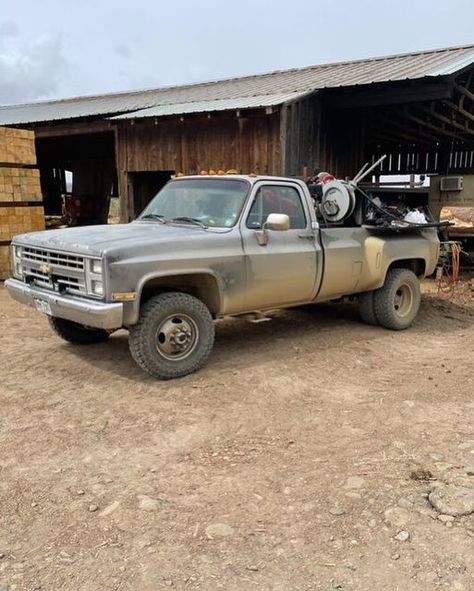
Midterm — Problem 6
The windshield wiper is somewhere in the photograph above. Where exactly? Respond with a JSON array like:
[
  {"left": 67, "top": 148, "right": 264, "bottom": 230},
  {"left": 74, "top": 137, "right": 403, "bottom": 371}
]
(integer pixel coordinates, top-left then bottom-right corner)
[
  {"left": 140, "top": 213, "right": 167, "bottom": 223},
  {"left": 169, "top": 216, "right": 207, "bottom": 228}
]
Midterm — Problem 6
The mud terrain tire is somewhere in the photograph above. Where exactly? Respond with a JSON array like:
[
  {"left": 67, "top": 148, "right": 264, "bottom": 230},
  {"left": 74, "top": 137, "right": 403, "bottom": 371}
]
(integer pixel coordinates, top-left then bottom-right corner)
[
  {"left": 129, "top": 292, "right": 215, "bottom": 380},
  {"left": 374, "top": 268, "right": 421, "bottom": 330},
  {"left": 358, "top": 291, "right": 378, "bottom": 325},
  {"left": 49, "top": 317, "right": 110, "bottom": 344}
]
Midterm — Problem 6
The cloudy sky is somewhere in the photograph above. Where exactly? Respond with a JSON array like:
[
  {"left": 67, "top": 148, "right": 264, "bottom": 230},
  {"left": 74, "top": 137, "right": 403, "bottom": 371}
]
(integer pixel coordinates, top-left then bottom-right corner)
[{"left": 0, "top": 0, "right": 473, "bottom": 105}]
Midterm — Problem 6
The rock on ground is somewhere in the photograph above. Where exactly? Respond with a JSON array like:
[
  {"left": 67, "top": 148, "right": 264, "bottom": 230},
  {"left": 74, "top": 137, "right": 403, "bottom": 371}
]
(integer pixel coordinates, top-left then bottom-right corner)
[
  {"left": 429, "top": 485, "right": 474, "bottom": 517},
  {"left": 394, "top": 530, "right": 410, "bottom": 542},
  {"left": 137, "top": 495, "right": 161, "bottom": 512},
  {"left": 205, "top": 523, "right": 234, "bottom": 538}
]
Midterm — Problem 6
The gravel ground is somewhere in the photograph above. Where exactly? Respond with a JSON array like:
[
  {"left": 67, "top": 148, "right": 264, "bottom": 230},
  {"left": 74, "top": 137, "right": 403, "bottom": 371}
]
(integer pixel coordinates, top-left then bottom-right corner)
[{"left": 1, "top": 283, "right": 474, "bottom": 590}]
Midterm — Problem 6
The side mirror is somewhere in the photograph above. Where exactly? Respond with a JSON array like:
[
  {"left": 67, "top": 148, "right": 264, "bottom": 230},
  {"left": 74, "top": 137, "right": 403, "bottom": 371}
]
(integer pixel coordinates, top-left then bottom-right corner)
[
  {"left": 256, "top": 213, "right": 290, "bottom": 245},
  {"left": 265, "top": 213, "right": 290, "bottom": 231}
]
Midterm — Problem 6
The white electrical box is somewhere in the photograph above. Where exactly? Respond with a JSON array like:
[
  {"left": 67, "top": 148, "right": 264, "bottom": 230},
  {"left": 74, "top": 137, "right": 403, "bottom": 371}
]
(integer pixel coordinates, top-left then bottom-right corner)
[{"left": 440, "top": 176, "right": 463, "bottom": 191}]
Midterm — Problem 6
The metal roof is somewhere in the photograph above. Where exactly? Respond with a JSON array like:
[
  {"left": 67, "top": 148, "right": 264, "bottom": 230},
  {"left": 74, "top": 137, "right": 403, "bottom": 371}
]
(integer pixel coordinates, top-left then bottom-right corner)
[
  {"left": 1, "top": 44, "right": 474, "bottom": 125},
  {"left": 111, "top": 93, "right": 303, "bottom": 119}
]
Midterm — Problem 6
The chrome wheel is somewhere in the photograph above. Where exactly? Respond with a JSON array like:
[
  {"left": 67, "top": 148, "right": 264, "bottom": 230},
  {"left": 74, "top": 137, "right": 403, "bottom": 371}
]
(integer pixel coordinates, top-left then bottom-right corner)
[
  {"left": 155, "top": 314, "right": 199, "bottom": 361},
  {"left": 393, "top": 284, "right": 413, "bottom": 318}
]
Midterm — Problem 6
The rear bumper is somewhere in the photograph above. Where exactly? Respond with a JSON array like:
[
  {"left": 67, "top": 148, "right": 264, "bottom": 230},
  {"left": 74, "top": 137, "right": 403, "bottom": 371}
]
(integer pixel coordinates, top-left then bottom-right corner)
[{"left": 5, "top": 278, "right": 123, "bottom": 329}]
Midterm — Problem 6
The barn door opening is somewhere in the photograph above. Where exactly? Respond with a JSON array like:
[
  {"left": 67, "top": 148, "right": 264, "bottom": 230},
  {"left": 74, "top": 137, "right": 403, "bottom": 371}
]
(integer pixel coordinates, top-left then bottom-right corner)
[
  {"left": 36, "top": 131, "right": 117, "bottom": 226},
  {"left": 131, "top": 171, "right": 174, "bottom": 218}
]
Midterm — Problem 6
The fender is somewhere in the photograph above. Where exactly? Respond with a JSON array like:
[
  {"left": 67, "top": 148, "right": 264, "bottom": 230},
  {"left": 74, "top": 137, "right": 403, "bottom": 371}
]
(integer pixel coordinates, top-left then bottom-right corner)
[
  {"left": 362, "top": 230, "right": 439, "bottom": 292},
  {"left": 122, "top": 269, "right": 224, "bottom": 326}
]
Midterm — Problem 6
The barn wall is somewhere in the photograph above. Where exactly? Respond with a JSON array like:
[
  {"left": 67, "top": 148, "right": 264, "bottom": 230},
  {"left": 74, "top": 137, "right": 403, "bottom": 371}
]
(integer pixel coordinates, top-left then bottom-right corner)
[
  {"left": 317, "top": 107, "right": 366, "bottom": 178},
  {"left": 282, "top": 95, "right": 322, "bottom": 178},
  {"left": 281, "top": 94, "right": 367, "bottom": 179},
  {"left": 117, "top": 110, "right": 281, "bottom": 220}
]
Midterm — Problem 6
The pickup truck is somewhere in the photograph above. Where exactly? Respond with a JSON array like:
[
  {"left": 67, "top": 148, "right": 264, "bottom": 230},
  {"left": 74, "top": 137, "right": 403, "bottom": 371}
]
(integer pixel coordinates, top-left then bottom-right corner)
[{"left": 5, "top": 174, "right": 440, "bottom": 379}]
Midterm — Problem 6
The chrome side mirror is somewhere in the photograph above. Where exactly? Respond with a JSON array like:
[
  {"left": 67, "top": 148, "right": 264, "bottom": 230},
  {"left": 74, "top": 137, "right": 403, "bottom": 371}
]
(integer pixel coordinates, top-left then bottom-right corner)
[
  {"left": 256, "top": 213, "right": 290, "bottom": 245},
  {"left": 266, "top": 213, "right": 290, "bottom": 231}
]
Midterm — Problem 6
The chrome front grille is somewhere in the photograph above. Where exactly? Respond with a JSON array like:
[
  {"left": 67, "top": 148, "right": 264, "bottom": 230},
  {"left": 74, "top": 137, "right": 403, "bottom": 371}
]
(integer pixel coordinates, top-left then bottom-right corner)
[
  {"left": 22, "top": 247, "right": 85, "bottom": 271},
  {"left": 21, "top": 247, "right": 87, "bottom": 296}
]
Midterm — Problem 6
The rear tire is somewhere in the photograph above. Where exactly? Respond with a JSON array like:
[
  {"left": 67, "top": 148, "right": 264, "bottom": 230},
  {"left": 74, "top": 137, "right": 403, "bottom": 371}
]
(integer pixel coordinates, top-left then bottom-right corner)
[
  {"left": 374, "top": 268, "right": 421, "bottom": 330},
  {"left": 129, "top": 292, "right": 215, "bottom": 380},
  {"left": 358, "top": 291, "right": 378, "bottom": 325},
  {"left": 49, "top": 317, "right": 110, "bottom": 345}
]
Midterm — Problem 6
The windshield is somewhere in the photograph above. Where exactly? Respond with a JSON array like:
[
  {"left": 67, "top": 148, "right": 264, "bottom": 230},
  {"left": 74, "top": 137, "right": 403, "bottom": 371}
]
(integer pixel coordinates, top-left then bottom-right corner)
[{"left": 139, "top": 178, "right": 249, "bottom": 228}]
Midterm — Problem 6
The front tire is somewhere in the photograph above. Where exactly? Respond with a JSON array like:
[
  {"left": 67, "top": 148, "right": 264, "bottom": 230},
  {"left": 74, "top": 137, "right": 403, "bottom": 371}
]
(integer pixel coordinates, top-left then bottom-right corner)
[
  {"left": 49, "top": 317, "right": 110, "bottom": 345},
  {"left": 373, "top": 268, "right": 421, "bottom": 330},
  {"left": 129, "top": 292, "right": 215, "bottom": 380}
]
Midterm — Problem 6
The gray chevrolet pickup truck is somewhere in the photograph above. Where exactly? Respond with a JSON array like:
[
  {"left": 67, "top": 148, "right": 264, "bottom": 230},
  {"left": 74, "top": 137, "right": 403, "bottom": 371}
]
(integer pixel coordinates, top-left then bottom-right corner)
[{"left": 6, "top": 174, "right": 439, "bottom": 379}]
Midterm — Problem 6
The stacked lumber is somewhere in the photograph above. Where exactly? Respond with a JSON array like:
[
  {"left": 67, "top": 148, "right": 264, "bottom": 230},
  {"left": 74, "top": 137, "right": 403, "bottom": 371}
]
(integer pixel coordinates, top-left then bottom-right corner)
[
  {"left": 0, "top": 127, "right": 45, "bottom": 279},
  {"left": 0, "top": 127, "right": 37, "bottom": 166},
  {"left": 0, "top": 168, "right": 42, "bottom": 202}
]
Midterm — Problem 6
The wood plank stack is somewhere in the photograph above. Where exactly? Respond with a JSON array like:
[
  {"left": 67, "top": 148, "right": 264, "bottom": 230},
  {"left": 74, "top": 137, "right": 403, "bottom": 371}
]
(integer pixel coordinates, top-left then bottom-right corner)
[{"left": 0, "top": 127, "right": 45, "bottom": 279}]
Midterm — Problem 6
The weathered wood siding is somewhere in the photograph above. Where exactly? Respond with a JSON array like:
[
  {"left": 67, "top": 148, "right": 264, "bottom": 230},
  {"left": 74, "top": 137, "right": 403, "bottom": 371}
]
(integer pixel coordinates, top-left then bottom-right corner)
[
  {"left": 282, "top": 95, "right": 322, "bottom": 177},
  {"left": 282, "top": 94, "right": 369, "bottom": 179},
  {"left": 116, "top": 110, "right": 281, "bottom": 220}
]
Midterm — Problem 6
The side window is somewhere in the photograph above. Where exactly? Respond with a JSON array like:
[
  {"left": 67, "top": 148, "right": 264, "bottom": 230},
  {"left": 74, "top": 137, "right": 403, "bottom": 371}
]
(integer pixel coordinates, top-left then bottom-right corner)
[{"left": 246, "top": 185, "right": 306, "bottom": 229}]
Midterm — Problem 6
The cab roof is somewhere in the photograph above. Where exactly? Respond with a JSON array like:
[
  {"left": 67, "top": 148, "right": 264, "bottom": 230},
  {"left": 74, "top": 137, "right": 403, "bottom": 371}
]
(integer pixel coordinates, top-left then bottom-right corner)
[{"left": 172, "top": 174, "right": 306, "bottom": 186}]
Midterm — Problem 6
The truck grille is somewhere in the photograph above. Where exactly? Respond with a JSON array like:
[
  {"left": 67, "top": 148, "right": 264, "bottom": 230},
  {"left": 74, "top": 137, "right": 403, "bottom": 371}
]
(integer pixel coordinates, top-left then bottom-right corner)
[{"left": 21, "top": 247, "right": 87, "bottom": 296}]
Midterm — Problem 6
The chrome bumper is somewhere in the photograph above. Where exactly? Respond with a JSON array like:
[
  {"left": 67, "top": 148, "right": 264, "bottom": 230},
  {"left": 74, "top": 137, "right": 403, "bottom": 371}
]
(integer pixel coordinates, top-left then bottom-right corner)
[{"left": 5, "top": 278, "right": 123, "bottom": 329}]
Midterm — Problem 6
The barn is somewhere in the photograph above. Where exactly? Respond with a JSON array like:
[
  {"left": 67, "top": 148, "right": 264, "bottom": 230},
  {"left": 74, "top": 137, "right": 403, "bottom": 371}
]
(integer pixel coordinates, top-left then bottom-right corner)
[{"left": 0, "top": 44, "right": 474, "bottom": 225}]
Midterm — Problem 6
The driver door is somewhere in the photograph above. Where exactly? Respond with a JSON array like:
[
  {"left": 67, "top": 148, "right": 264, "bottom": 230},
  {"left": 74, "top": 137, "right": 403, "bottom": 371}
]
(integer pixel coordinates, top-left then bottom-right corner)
[{"left": 240, "top": 182, "right": 321, "bottom": 310}]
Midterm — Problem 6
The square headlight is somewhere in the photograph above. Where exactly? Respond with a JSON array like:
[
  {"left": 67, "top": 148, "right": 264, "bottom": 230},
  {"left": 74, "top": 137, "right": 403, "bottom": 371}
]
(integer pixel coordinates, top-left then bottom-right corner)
[
  {"left": 91, "top": 280, "right": 104, "bottom": 296},
  {"left": 91, "top": 259, "right": 102, "bottom": 275},
  {"left": 11, "top": 245, "right": 23, "bottom": 278}
]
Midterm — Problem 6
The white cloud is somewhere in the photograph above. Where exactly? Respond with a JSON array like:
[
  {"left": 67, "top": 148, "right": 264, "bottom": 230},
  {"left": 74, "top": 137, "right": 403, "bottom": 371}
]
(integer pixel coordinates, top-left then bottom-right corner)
[{"left": 0, "top": 25, "right": 68, "bottom": 105}]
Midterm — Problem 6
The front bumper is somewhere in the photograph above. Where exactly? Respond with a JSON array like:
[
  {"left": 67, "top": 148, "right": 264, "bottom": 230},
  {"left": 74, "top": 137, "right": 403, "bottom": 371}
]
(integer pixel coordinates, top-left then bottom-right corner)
[{"left": 5, "top": 278, "right": 123, "bottom": 330}]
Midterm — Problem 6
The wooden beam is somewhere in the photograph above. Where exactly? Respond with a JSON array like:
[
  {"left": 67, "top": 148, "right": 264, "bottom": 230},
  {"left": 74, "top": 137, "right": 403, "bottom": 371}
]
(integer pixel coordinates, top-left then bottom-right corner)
[
  {"left": 459, "top": 71, "right": 473, "bottom": 110},
  {"left": 442, "top": 99, "right": 474, "bottom": 124},
  {"left": 403, "top": 108, "right": 463, "bottom": 141},
  {"left": 280, "top": 105, "right": 288, "bottom": 175},
  {"left": 34, "top": 121, "right": 115, "bottom": 138},
  {"left": 371, "top": 111, "right": 441, "bottom": 143},
  {"left": 368, "top": 125, "right": 430, "bottom": 145},
  {"left": 328, "top": 81, "right": 453, "bottom": 109},
  {"left": 417, "top": 105, "right": 474, "bottom": 136},
  {"left": 454, "top": 80, "right": 474, "bottom": 105}
]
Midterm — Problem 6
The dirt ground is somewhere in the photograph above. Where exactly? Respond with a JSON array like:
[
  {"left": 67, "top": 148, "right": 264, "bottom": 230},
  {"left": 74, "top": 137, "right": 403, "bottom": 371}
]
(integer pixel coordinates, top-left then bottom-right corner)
[{"left": 1, "top": 282, "right": 474, "bottom": 591}]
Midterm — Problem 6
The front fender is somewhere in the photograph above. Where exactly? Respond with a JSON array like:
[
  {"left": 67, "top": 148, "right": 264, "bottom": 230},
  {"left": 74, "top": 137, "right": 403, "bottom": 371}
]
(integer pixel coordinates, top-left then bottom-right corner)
[{"left": 122, "top": 269, "right": 225, "bottom": 326}]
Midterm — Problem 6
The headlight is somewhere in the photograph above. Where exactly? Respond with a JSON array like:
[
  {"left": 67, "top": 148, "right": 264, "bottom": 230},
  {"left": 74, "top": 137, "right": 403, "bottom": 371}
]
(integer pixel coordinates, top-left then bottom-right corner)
[
  {"left": 11, "top": 245, "right": 23, "bottom": 279},
  {"left": 86, "top": 258, "right": 104, "bottom": 297},
  {"left": 91, "top": 280, "right": 104, "bottom": 296},
  {"left": 91, "top": 259, "right": 102, "bottom": 275}
]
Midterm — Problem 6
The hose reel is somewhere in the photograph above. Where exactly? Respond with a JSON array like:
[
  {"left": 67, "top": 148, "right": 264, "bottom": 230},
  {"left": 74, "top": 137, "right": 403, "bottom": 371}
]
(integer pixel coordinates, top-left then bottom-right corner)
[{"left": 321, "top": 181, "right": 356, "bottom": 223}]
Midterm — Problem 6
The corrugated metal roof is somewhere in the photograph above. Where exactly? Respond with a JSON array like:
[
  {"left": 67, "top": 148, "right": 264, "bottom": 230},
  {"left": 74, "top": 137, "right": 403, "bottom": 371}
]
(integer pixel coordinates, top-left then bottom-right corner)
[
  {"left": 1, "top": 44, "right": 473, "bottom": 125},
  {"left": 111, "top": 93, "right": 304, "bottom": 119}
]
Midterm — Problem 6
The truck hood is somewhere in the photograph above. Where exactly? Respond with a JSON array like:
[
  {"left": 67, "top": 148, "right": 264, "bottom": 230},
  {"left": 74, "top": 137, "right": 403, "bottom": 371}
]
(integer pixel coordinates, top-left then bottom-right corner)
[{"left": 14, "top": 222, "right": 213, "bottom": 255}]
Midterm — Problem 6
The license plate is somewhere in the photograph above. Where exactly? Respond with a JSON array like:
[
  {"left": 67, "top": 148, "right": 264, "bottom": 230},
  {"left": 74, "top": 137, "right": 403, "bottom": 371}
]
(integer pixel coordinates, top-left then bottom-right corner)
[{"left": 34, "top": 298, "right": 52, "bottom": 315}]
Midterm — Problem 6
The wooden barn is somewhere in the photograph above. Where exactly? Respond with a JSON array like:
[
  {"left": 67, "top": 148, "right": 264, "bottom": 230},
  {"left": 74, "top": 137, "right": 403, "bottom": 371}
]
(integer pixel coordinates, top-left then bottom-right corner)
[{"left": 0, "top": 44, "right": 474, "bottom": 224}]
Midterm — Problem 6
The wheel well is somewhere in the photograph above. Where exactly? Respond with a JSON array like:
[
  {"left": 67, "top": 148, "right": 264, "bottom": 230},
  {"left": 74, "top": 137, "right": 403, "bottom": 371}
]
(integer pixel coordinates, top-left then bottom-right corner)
[
  {"left": 388, "top": 258, "right": 426, "bottom": 278},
  {"left": 140, "top": 274, "right": 221, "bottom": 316}
]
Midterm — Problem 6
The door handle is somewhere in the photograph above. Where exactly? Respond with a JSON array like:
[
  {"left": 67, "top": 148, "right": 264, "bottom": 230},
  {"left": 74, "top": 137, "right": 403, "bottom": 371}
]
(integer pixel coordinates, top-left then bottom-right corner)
[{"left": 298, "top": 232, "right": 315, "bottom": 239}]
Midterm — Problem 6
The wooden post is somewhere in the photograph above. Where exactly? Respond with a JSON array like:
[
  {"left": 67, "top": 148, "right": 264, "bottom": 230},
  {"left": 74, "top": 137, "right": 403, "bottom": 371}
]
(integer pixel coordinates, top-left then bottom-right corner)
[{"left": 279, "top": 105, "right": 288, "bottom": 176}]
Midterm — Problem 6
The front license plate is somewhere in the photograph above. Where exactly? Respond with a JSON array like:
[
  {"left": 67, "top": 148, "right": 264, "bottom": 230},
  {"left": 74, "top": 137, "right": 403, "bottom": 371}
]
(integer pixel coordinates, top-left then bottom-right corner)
[{"left": 34, "top": 298, "right": 52, "bottom": 315}]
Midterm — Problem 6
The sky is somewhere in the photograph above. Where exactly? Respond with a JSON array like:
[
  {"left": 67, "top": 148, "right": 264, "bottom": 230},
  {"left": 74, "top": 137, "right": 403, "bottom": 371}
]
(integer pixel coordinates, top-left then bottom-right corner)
[{"left": 0, "top": 0, "right": 473, "bottom": 105}]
